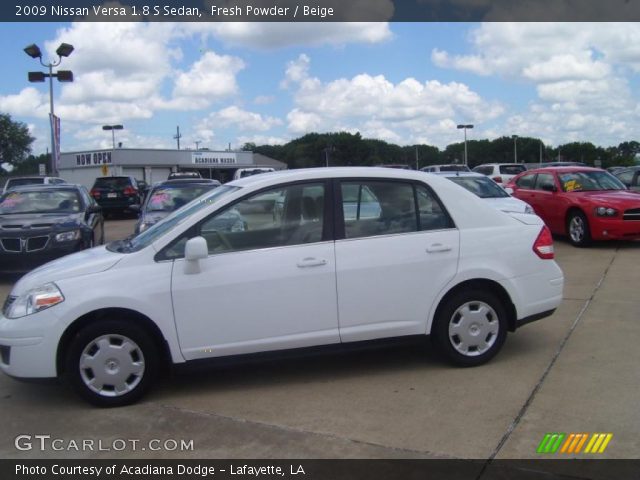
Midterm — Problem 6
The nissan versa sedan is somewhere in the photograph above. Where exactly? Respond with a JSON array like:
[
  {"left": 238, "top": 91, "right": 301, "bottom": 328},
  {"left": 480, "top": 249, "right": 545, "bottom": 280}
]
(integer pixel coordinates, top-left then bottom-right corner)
[
  {"left": 506, "top": 166, "right": 640, "bottom": 246},
  {"left": 0, "top": 184, "right": 104, "bottom": 272},
  {"left": 0, "top": 168, "right": 563, "bottom": 406}
]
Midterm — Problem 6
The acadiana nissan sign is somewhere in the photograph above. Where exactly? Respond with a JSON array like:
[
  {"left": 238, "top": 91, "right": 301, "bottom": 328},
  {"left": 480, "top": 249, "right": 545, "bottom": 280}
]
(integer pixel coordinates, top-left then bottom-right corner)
[
  {"left": 191, "top": 152, "right": 237, "bottom": 165},
  {"left": 75, "top": 151, "right": 112, "bottom": 167}
]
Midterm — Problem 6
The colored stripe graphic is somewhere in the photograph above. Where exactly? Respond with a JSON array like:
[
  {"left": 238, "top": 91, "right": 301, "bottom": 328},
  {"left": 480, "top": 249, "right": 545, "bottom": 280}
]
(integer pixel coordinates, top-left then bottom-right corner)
[{"left": 538, "top": 433, "right": 613, "bottom": 454}]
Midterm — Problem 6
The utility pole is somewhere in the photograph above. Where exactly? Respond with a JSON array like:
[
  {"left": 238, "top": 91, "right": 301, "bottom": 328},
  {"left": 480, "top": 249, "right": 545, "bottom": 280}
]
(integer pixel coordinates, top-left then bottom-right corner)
[
  {"left": 174, "top": 126, "right": 181, "bottom": 150},
  {"left": 415, "top": 145, "right": 419, "bottom": 170},
  {"left": 195, "top": 140, "right": 201, "bottom": 151}
]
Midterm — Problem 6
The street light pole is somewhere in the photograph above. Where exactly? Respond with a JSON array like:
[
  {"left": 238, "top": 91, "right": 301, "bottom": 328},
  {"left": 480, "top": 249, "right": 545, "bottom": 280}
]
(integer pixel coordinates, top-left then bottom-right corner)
[
  {"left": 24, "top": 43, "right": 74, "bottom": 177},
  {"left": 512, "top": 135, "right": 518, "bottom": 163},
  {"left": 456, "top": 124, "right": 474, "bottom": 165},
  {"left": 102, "top": 125, "right": 124, "bottom": 149}
]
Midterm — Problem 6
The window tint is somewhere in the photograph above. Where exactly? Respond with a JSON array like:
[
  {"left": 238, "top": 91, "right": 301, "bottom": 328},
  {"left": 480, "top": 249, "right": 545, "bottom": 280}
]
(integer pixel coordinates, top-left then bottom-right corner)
[
  {"left": 472, "top": 166, "right": 492, "bottom": 175},
  {"left": 499, "top": 165, "right": 526, "bottom": 175},
  {"left": 199, "top": 182, "right": 325, "bottom": 255},
  {"left": 416, "top": 185, "right": 454, "bottom": 231},
  {"left": 516, "top": 174, "right": 536, "bottom": 189},
  {"left": 535, "top": 173, "right": 556, "bottom": 191}
]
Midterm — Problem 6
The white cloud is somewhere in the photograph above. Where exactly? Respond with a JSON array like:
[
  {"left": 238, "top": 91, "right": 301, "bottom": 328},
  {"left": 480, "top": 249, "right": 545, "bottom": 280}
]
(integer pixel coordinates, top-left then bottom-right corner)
[
  {"left": 284, "top": 55, "right": 503, "bottom": 146},
  {"left": 432, "top": 23, "right": 640, "bottom": 146},
  {"left": 0, "top": 88, "right": 48, "bottom": 118},
  {"left": 199, "top": 106, "right": 282, "bottom": 132},
  {"left": 173, "top": 52, "right": 245, "bottom": 99}
]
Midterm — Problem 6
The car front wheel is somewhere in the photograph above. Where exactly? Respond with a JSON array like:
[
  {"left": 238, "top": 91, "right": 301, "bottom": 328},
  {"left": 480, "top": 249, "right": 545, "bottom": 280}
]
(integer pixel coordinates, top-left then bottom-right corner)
[
  {"left": 567, "top": 210, "right": 591, "bottom": 247},
  {"left": 432, "top": 289, "right": 508, "bottom": 367},
  {"left": 65, "top": 321, "right": 159, "bottom": 407}
]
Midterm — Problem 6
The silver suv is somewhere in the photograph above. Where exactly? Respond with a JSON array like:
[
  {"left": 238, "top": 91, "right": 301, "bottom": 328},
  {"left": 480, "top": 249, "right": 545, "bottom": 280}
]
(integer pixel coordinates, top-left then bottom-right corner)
[{"left": 2, "top": 176, "right": 66, "bottom": 194}]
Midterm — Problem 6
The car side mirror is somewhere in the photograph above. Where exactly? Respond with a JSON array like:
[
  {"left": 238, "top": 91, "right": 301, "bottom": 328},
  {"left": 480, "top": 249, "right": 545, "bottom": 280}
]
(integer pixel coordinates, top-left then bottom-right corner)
[
  {"left": 504, "top": 187, "right": 514, "bottom": 195},
  {"left": 542, "top": 184, "right": 557, "bottom": 192},
  {"left": 184, "top": 236, "right": 208, "bottom": 274}
]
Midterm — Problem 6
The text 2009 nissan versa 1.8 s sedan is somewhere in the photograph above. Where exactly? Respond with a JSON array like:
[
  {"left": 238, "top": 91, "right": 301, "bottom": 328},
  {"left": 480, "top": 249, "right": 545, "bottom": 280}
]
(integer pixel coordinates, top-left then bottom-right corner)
[{"left": 0, "top": 168, "right": 564, "bottom": 406}]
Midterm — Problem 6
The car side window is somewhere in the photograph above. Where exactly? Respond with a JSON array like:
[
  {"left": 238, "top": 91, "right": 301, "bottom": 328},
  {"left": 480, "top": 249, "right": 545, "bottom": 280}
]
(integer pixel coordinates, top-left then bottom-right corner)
[
  {"left": 534, "top": 173, "right": 555, "bottom": 191},
  {"left": 198, "top": 182, "right": 325, "bottom": 255},
  {"left": 516, "top": 174, "right": 536, "bottom": 189},
  {"left": 473, "top": 166, "right": 491, "bottom": 175},
  {"left": 616, "top": 170, "right": 634, "bottom": 186},
  {"left": 340, "top": 181, "right": 452, "bottom": 240}
]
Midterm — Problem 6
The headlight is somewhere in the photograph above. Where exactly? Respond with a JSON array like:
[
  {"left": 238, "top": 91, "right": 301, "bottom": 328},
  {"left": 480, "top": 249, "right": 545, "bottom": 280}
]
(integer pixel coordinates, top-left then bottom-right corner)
[
  {"left": 524, "top": 205, "right": 534, "bottom": 214},
  {"left": 5, "top": 283, "right": 65, "bottom": 319},
  {"left": 594, "top": 207, "right": 617, "bottom": 217},
  {"left": 55, "top": 230, "right": 81, "bottom": 242}
]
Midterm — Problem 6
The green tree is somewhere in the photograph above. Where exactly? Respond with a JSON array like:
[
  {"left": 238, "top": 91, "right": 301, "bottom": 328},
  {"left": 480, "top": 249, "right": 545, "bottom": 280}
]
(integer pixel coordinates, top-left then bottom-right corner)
[{"left": 0, "top": 113, "right": 35, "bottom": 173}]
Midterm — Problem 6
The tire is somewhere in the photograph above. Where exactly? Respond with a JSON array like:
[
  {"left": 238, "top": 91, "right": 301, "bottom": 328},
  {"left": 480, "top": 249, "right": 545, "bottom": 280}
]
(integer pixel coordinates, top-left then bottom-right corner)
[
  {"left": 432, "top": 289, "right": 508, "bottom": 367},
  {"left": 65, "top": 320, "right": 159, "bottom": 407},
  {"left": 567, "top": 210, "right": 591, "bottom": 247}
]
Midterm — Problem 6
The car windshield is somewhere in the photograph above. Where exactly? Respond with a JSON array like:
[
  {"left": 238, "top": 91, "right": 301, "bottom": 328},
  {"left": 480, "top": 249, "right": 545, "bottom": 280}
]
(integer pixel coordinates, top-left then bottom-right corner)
[
  {"left": 439, "top": 165, "right": 470, "bottom": 172},
  {"left": 145, "top": 185, "right": 216, "bottom": 212},
  {"left": 499, "top": 165, "right": 526, "bottom": 175},
  {"left": 108, "top": 185, "right": 238, "bottom": 253},
  {"left": 558, "top": 171, "right": 626, "bottom": 192},
  {"left": 0, "top": 189, "right": 81, "bottom": 214},
  {"left": 447, "top": 176, "right": 509, "bottom": 198}
]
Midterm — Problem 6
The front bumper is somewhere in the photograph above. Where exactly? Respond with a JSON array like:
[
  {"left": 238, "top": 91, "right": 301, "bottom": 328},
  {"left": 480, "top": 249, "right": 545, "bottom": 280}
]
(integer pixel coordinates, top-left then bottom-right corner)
[
  {"left": 589, "top": 217, "right": 640, "bottom": 241},
  {"left": 0, "top": 241, "right": 83, "bottom": 272},
  {"left": 0, "top": 307, "right": 61, "bottom": 379}
]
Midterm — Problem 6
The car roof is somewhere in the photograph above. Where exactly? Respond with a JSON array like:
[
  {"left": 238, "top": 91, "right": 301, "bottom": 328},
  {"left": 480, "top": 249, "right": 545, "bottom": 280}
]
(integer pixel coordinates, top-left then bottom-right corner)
[
  {"left": 474, "top": 163, "right": 524, "bottom": 167},
  {"left": 2, "top": 183, "right": 82, "bottom": 193},
  {"left": 153, "top": 179, "right": 221, "bottom": 187},
  {"left": 520, "top": 166, "right": 605, "bottom": 174},
  {"left": 429, "top": 171, "right": 485, "bottom": 178}
]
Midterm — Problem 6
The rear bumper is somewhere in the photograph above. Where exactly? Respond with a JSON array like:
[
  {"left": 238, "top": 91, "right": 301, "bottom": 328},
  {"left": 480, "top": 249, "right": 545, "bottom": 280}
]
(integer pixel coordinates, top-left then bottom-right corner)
[{"left": 515, "top": 309, "right": 556, "bottom": 329}]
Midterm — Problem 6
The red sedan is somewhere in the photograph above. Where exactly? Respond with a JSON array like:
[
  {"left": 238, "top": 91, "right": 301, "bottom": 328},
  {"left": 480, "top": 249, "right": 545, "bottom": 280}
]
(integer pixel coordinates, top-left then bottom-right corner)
[{"left": 505, "top": 167, "right": 640, "bottom": 246}]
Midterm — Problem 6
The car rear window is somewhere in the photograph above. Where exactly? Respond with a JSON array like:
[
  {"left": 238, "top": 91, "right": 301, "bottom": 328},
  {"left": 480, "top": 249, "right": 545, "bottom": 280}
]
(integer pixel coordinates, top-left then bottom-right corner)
[
  {"left": 499, "top": 165, "right": 526, "bottom": 175},
  {"left": 439, "top": 165, "right": 470, "bottom": 172},
  {"left": 7, "top": 178, "right": 45, "bottom": 188},
  {"left": 94, "top": 177, "right": 132, "bottom": 188}
]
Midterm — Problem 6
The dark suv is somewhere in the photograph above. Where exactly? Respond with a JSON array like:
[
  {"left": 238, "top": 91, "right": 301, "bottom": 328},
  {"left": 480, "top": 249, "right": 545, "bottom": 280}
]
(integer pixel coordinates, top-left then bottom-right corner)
[{"left": 90, "top": 176, "right": 142, "bottom": 215}]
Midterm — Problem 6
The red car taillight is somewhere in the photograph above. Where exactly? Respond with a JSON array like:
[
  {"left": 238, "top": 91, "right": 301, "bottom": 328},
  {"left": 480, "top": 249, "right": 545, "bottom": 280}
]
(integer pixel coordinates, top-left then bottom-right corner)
[
  {"left": 90, "top": 189, "right": 100, "bottom": 198},
  {"left": 123, "top": 186, "right": 137, "bottom": 196},
  {"left": 492, "top": 176, "right": 503, "bottom": 183},
  {"left": 533, "top": 225, "right": 555, "bottom": 259}
]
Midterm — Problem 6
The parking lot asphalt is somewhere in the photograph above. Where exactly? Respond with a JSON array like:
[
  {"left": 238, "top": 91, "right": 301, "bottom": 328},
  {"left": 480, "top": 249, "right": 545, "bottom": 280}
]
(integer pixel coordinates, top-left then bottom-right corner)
[{"left": 0, "top": 218, "right": 638, "bottom": 461}]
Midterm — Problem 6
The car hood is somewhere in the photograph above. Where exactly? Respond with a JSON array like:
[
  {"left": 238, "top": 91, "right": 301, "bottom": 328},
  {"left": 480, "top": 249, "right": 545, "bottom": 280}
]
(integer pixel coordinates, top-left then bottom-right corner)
[
  {"left": 11, "top": 245, "right": 123, "bottom": 295},
  {"left": 576, "top": 190, "right": 640, "bottom": 207},
  {"left": 0, "top": 212, "right": 82, "bottom": 231},
  {"left": 482, "top": 196, "right": 531, "bottom": 214}
]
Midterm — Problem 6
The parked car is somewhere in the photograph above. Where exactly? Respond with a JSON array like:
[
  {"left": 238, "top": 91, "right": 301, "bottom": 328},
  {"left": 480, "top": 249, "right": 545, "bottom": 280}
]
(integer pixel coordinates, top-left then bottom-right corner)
[
  {"left": 134, "top": 179, "right": 221, "bottom": 234},
  {"left": 89, "top": 176, "right": 142, "bottom": 216},
  {"left": 0, "top": 167, "right": 563, "bottom": 406},
  {"left": 168, "top": 171, "right": 202, "bottom": 180},
  {"left": 434, "top": 172, "right": 534, "bottom": 214},
  {"left": 613, "top": 166, "right": 640, "bottom": 192},
  {"left": 232, "top": 167, "right": 275, "bottom": 180},
  {"left": 0, "top": 184, "right": 104, "bottom": 272},
  {"left": 472, "top": 163, "right": 527, "bottom": 185},
  {"left": 2, "top": 176, "right": 66, "bottom": 194},
  {"left": 505, "top": 166, "right": 640, "bottom": 247},
  {"left": 420, "top": 164, "right": 470, "bottom": 173},
  {"left": 607, "top": 166, "right": 629, "bottom": 175}
]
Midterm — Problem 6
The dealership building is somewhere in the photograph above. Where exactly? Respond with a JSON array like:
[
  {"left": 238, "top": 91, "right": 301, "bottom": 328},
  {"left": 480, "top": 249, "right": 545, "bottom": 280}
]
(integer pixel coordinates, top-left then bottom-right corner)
[{"left": 58, "top": 148, "right": 287, "bottom": 188}]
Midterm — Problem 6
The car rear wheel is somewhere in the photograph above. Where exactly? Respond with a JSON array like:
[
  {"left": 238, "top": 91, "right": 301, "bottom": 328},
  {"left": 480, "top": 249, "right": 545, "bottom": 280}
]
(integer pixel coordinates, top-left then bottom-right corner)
[
  {"left": 567, "top": 210, "right": 591, "bottom": 247},
  {"left": 432, "top": 289, "right": 507, "bottom": 367},
  {"left": 65, "top": 321, "right": 159, "bottom": 407}
]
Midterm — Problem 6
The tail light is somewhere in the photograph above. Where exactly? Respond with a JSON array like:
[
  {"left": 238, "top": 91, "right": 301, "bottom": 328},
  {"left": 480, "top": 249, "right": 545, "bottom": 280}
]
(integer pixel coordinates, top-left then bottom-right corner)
[
  {"left": 533, "top": 225, "right": 555, "bottom": 259},
  {"left": 123, "top": 186, "right": 137, "bottom": 196},
  {"left": 90, "top": 189, "right": 100, "bottom": 198},
  {"left": 492, "top": 176, "right": 503, "bottom": 183}
]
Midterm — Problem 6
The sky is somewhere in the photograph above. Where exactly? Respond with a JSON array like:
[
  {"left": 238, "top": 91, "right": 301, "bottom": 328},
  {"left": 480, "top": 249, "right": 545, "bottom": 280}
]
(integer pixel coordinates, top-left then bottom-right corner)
[{"left": 1, "top": 21, "right": 639, "bottom": 155}]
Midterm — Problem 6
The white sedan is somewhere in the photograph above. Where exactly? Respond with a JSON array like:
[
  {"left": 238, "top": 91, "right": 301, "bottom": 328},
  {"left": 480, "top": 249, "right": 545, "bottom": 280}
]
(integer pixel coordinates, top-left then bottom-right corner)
[{"left": 0, "top": 168, "right": 564, "bottom": 406}]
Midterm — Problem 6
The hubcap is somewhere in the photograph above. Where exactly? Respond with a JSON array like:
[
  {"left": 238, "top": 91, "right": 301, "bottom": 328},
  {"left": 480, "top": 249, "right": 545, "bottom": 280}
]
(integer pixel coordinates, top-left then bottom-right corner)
[
  {"left": 448, "top": 301, "right": 499, "bottom": 357},
  {"left": 79, "top": 334, "right": 145, "bottom": 397},
  {"left": 569, "top": 216, "right": 585, "bottom": 243}
]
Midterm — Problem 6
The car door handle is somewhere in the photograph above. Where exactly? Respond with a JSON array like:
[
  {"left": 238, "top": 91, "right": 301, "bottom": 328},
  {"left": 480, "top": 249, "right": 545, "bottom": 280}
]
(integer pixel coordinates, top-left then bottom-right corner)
[
  {"left": 426, "top": 243, "right": 452, "bottom": 253},
  {"left": 296, "top": 258, "right": 327, "bottom": 268}
]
